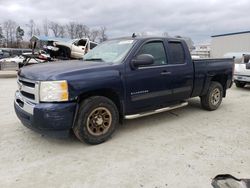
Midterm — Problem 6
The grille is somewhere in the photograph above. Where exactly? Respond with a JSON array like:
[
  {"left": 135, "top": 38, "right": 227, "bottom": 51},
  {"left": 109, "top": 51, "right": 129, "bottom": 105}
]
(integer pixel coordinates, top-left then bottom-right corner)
[
  {"left": 17, "top": 77, "right": 39, "bottom": 103},
  {"left": 21, "top": 91, "right": 35, "bottom": 100},
  {"left": 19, "top": 79, "right": 35, "bottom": 87}
]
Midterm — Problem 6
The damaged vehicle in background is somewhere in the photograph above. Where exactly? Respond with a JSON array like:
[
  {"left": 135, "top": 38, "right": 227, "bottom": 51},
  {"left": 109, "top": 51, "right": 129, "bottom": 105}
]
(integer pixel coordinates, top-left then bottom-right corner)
[
  {"left": 30, "top": 36, "right": 98, "bottom": 60},
  {"left": 54, "top": 38, "right": 98, "bottom": 59}
]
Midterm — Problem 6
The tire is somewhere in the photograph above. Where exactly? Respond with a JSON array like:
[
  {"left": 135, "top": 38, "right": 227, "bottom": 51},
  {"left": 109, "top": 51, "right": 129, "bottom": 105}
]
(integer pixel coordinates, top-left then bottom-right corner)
[
  {"left": 73, "top": 96, "right": 119, "bottom": 145},
  {"left": 200, "top": 82, "right": 223, "bottom": 111},
  {"left": 235, "top": 81, "right": 246, "bottom": 88}
]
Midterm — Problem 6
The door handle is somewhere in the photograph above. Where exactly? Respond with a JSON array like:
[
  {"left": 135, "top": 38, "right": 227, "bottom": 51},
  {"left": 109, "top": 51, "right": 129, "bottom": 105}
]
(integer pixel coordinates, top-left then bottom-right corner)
[{"left": 161, "top": 71, "right": 171, "bottom": 75}]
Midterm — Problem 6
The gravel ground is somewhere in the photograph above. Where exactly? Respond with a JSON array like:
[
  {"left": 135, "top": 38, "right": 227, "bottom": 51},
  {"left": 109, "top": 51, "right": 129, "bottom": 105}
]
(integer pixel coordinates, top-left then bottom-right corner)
[{"left": 0, "top": 78, "right": 250, "bottom": 188}]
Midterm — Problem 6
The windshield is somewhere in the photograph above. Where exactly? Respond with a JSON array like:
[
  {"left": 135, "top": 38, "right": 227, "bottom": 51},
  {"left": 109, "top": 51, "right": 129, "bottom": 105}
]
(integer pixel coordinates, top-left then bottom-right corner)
[{"left": 83, "top": 39, "right": 135, "bottom": 63}]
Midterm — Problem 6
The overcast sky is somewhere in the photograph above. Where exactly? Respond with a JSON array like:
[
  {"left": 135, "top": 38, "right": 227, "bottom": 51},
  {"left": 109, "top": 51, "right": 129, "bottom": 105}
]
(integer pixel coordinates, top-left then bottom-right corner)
[{"left": 0, "top": 0, "right": 249, "bottom": 43}]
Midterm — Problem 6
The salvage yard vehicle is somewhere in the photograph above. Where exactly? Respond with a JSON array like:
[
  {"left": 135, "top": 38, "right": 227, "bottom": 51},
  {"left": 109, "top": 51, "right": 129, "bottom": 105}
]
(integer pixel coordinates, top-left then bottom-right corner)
[
  {"left": 14, "top": 36, "right": 234, "bottom": 144},
  {"left": 30, "top": 36, "right": 98, "bottom": 59},
  {"left": 233, "top": 54, "right": 250, "bottom": 88},
  {"left": 54, "top": 38, "right": 98, "bottom": 59}
]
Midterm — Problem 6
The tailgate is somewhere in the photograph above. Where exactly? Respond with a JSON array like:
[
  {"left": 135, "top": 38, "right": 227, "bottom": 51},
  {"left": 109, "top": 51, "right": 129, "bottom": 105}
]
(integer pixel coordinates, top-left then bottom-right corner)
[{"left": 234, "top": 63, "right": 250, "bottom": 76}]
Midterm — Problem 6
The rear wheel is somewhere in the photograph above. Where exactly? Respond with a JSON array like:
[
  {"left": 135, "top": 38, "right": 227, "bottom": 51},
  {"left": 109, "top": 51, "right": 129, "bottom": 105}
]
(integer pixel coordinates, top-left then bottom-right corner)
[
  {"left": 73, "top": 96, "right": 119, "bottom": 145},
  {"left": 200, "top": 81, "right": 223, "bottom": 111},
  {"left": 235, "top": 81, "right": 246, "bottom": 88}
]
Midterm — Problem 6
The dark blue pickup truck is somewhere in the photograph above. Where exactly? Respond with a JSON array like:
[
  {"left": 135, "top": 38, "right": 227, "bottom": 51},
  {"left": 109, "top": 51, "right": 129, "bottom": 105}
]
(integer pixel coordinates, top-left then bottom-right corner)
[{"left": 15, "top": 36, "right": 234, "bottom": 144}]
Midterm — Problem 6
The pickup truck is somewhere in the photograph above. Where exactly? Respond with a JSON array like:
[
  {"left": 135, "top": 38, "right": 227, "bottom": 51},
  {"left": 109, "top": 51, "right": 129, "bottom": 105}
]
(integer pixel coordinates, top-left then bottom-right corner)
[
  {"left": 14, "top": 36, "right": 234, "bottom": 144},
  {"left": 234, "top": 54, "right": 250, "bottom": 88}
]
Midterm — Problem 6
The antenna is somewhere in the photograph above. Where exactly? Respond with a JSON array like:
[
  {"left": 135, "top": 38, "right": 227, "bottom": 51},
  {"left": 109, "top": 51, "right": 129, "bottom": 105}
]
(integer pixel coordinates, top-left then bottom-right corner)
[{"left": 132, "top": 33, "right": 137, "bottom": 38}]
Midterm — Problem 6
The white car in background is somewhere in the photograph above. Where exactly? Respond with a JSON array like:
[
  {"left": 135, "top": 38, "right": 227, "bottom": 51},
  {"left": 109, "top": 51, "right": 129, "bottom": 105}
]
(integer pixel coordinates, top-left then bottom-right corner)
[
  {"left": 224, "top": 52, "right": 250, "bottom": 88},
  {"left": 234, "top": 55, "right": 250, "bottom": 88},
  {"left": 54, "top": 38, "right": 98, "bottom": 59},
  {"left": 0, "top": 55, "right": 41, "bottom": 64}
]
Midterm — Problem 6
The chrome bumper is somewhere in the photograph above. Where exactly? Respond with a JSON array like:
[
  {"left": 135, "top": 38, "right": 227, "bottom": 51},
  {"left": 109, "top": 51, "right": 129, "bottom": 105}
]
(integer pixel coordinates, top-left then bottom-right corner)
[{"left": 15, "top": 90, "right": 35, "bottom": 115}]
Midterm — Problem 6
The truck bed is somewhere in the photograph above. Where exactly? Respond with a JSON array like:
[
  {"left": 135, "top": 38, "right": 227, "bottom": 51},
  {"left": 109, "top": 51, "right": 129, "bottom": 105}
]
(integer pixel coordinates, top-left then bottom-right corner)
[{"left": 191, "top": 58, "right": 234, "bottom": 97}]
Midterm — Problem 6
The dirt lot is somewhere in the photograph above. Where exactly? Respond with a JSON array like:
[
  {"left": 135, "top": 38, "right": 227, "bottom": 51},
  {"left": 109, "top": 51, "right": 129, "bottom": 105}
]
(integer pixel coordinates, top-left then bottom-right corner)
[{"left": 0, "top": 78, "right": 250, "bottom": 188}]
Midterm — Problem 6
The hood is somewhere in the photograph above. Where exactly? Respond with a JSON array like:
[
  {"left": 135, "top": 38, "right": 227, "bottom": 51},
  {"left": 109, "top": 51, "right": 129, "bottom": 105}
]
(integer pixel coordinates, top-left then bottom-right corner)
[{"left": 19, "top": 60, "right": 113, "bottom": 81}]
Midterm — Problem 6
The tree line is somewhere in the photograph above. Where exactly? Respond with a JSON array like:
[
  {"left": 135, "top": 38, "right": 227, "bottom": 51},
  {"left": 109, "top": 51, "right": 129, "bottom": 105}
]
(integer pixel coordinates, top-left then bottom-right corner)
[{"left": 0, "top": 19, "right": 108, "bottom": 48}]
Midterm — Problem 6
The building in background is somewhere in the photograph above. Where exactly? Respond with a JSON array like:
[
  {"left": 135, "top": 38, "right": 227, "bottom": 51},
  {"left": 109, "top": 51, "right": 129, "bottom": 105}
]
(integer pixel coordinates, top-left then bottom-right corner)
[
  {"left": 211, "top": 31, "right": 250, "bottom": 58},
  {"left": 191, "top": 44, "right": 210, "bottom": 59}
]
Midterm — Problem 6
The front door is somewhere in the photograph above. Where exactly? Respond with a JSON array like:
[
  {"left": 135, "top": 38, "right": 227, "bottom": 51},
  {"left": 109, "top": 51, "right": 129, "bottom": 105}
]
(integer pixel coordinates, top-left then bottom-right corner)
[
  {"left": 71, "top": 39, "right": 87, "bottom": 58},
  {"left": 125, "top": 40, "right": 173, "bottom": 115}
]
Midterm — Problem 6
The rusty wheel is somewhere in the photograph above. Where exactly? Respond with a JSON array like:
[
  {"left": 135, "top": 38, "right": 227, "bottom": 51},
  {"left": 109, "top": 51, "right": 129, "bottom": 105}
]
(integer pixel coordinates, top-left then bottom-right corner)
[
  {"left": 73, "top": 96, "right": 119, "bottom": 145},
  {"left": 86, "top": 107, "right": 112, "bottom": 136}
]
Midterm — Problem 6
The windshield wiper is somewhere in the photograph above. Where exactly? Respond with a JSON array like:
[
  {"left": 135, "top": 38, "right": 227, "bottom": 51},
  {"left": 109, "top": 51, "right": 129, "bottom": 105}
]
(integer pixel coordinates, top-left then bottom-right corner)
[{"left": 84, "top": 58, "right": 104, "bottom": 62}]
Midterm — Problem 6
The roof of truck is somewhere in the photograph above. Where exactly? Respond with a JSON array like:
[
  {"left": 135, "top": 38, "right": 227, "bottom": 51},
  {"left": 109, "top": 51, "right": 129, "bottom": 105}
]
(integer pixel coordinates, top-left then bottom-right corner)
[{"left": 112, "top": 36, "right": 185, "bottom": 41}]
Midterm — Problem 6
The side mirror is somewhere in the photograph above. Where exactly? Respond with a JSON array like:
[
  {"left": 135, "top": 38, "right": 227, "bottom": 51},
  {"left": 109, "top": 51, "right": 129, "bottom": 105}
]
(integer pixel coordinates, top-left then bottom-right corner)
[{"left": 131, "top": 54, "right": 154, "bottom": 69}]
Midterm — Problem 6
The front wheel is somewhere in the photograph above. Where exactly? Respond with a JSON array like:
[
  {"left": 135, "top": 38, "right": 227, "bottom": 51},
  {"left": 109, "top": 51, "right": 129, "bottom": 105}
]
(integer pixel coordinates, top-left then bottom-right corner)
[
  {"left": 200, "top": 82, "right": 223, "bottom": 111},
  {"left": 73, "top": 96, "right": 119, "bottom": 145}
]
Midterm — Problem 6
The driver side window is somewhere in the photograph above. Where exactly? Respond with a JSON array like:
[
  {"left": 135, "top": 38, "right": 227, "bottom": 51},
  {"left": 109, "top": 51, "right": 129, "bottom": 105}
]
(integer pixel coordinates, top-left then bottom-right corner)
[{"left": 137, "top": 41, "right": 167, "bottom": 66}]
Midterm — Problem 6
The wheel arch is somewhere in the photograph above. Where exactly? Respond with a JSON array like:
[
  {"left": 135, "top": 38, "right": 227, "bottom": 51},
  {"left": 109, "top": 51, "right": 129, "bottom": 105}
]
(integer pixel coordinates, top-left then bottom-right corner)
[
  {"left": 211, "top": 74, "right": 228, "bottom": 97},
  {"left": 76, "top": 88, "right": 124, "bottom": 123}
]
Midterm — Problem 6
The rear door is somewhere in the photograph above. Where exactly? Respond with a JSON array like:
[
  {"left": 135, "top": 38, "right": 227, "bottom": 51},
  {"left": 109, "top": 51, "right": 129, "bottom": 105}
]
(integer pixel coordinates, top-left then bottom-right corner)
[
  {"left": 125, "top": 40, "right": 174, "bottom": 114},
  {"left": 164, "top": 40, "right": 194, "bottom": 101},
  {"left": 71, "top": 39, "right": 88, "bottom": 58}
]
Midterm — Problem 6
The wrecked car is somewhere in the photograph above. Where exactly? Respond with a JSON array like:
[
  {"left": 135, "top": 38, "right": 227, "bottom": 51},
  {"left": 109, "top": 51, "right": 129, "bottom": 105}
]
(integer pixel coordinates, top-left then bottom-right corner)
[
  {"left": 54, "top": 38, "right": 98, "bottom": 59},
  {"left": 30, "top": 36, "right": 98, "bottom": 60}
]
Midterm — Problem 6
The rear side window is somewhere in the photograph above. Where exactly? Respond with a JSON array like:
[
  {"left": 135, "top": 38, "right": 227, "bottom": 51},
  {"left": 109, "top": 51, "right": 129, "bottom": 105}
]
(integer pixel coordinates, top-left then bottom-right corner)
[
  {"left": 168, "top": 42, "right": 185, "bottom": 64},
  {"left": 137, "top": 41, "right": 167, "bottom": 66},
  {"left": 90, "top": 42, "right": 97, "bottom": 49}
]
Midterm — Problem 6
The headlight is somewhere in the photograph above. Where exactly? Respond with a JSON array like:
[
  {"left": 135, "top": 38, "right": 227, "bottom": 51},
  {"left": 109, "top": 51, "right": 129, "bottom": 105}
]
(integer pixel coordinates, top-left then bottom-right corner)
[{"left": 40, "top": 80, "right": 69, "bottom": 102}]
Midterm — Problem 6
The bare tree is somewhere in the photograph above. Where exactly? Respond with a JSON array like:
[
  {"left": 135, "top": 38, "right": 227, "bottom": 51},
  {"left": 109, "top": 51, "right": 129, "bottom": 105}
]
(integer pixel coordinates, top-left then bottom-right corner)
[
  {"left": 98, "top": 26, "right": 107, "bottom": 42},
  {"left": 26, "top": 19, "right": 35, "bottom": 37},
  {"left": 0, "top": 25, "right": 4, "bottom": 47},
  {"left": 82, "top": 25, "right": 90, "bottom": 38},
  {"left": 66, "top": 22, "right": 77, "bottom": 39},
  {"left": 16, "top": 26, "right": 24, "bottom": 48},
  {"left": 49, "top": 21, "right": 61, "bottom": 37},
  {"left": 59, "top": 25, "right": 66, "bottom": 38},
  {"left": 35, "top": 28, "right": 41, "bottom": 36},
  {"left": 75, "top": 24, "right": 84, "bottom": 38},
  {"left": 89, "top": 29, "right": 99, "bottom": 42},
  {"left": 3, "top": 20, "right": 17, "bottom": 47},
  {"left": 43, "top": 19, "right": 49, "bottom": 36}
]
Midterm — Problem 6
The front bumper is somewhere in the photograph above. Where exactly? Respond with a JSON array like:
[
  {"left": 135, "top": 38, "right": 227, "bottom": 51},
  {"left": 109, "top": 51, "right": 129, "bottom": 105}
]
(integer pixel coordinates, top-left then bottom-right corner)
[
  {"left": 234, "top": 75, "right": 250, "bottom": 83},
  {"left": 14, "top": 91, "right": 77, "bottom": 138}
]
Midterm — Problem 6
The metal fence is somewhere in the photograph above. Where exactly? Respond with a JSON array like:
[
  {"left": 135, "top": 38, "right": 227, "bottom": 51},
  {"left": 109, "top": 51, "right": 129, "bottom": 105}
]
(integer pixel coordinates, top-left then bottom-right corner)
[{"left": 0, "top": 61, "right": 18, "bottom": 71}]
